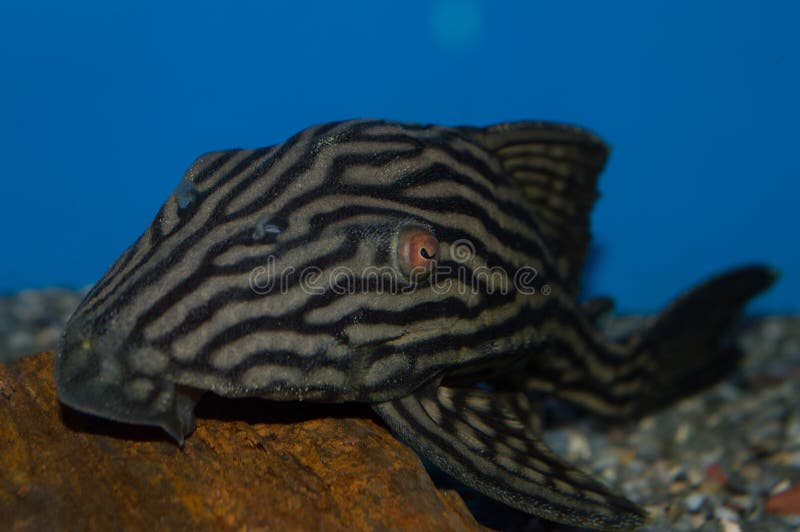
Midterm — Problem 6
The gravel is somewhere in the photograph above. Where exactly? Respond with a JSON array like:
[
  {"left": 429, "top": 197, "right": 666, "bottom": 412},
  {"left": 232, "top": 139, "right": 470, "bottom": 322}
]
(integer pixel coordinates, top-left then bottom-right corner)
[
  {"left": 0, "top": 288, "right": 86, "bottom": 363},
  {"left": 539, "top": 315, "right": 800, "bottom": 531},
  {"left": 0, "top": 288, "right": 798, "bottom": 530}
]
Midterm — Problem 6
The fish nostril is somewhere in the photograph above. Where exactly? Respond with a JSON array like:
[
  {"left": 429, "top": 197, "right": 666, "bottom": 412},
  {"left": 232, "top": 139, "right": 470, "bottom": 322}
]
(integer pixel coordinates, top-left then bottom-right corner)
[{"left": 252, "top": 214, "right": 282, "bottom": 241}]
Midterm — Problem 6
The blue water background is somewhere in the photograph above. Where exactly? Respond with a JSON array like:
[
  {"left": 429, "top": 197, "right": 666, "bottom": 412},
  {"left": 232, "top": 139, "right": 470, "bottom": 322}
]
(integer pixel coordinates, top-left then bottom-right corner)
[{"left": 1, "top": 1, "right": 797, "bottom": 312}]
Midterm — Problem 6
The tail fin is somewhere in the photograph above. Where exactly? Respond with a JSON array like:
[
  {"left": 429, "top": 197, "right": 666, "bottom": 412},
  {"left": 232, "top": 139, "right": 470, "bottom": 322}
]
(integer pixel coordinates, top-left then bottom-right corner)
[{"left": 628, "top": 264, "right": 777, "bottom": 414}]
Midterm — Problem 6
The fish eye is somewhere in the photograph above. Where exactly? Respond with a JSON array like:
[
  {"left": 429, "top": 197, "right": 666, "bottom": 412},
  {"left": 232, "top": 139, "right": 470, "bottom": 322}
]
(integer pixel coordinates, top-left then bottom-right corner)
[{"left": 397, "top": 225, "right": 439, "bottom": 280}]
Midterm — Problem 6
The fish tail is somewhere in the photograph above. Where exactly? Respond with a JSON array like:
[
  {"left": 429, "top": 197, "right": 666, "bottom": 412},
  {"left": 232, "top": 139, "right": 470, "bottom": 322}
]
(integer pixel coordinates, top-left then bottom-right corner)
[{"left": 625, "top": 264, "right": 777, "bottom": 414}]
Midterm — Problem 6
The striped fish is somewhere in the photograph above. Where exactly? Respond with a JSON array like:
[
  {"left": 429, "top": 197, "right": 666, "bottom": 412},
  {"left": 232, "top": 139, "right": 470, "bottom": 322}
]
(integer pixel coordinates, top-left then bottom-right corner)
[{"left": 55, "top": 119, "right": 775, "bottom": 530}]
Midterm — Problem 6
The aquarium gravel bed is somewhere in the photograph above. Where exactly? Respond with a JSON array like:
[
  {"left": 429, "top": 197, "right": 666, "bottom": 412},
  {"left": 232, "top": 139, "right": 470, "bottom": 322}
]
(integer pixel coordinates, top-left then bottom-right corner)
[
  {"left": 0, "top": 288, "right": 797, "bottom": 530},
  {"left": 0, "top": 288, "right": 87, "bottom": 364},
  {"left": 541, "top": 315, "right": 800, "bottom": 531}
]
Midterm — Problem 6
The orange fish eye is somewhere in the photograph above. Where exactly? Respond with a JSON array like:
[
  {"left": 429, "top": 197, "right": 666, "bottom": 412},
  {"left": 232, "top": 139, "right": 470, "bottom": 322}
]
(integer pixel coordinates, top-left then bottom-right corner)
[{"left": 397, "top": 226, "right": 439, "bottom": 279}]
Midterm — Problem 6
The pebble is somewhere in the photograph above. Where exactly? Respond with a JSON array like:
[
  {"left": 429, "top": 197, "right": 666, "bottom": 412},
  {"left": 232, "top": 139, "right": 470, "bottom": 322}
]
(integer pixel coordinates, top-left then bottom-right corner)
[
  {"left": 706, "top": 463, "right": 729, "bottom": 486},
  {"left": 669, "top": 480, "right": 689, "bottom": 495},
  {"left": 739, "top": 463, "right": 761, "bottom": 482},
  {"left": 728, "top": 494, "right": 755, "bottom": 514},
  {"left": 684, "top": 492, "right": 707, "bottom": 512},
  {"left": 687, "top": 467, "right": 704, "bottom": 487},
  {"left": 674, "top": 423, "right": 691, "bottom": 445},
  {"left": 767, "top": 481, "right": 800, "bottom": 516},
  {"left": 689, "top": 513, "right": 706, "bottom": 529},
  {"left": 715, "top": 506, "right": 740, "bottom": 522},
  {"left": 565, "top": 429, "right": 592, "bottom": 461},
  {"left": 720, "top": 517, "right": 742, "bottom": 532},
  {"left": 771, "top": 479, "right": 792, "bottom": 495},
  {"left": 770, "top": 450, "right": 800, "bottom": 467}
]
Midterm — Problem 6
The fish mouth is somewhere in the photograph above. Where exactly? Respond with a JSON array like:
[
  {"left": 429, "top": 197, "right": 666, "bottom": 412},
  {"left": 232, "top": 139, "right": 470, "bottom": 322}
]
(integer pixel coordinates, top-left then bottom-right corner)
[{"left": 55, "top": 318, "right": 195, "bottom": 444}]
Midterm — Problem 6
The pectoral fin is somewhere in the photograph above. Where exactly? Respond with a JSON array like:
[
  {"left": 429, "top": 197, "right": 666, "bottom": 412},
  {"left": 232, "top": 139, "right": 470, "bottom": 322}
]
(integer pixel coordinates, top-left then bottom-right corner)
[{"left": 372, "top": 385, "right": 646, "bottom": 530}]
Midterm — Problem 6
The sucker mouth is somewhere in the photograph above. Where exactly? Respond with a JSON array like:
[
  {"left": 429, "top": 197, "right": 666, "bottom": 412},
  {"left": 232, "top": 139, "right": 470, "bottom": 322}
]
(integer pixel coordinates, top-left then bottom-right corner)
[{"left": 55, "top": 340, "right": 195, "bottom": 446}]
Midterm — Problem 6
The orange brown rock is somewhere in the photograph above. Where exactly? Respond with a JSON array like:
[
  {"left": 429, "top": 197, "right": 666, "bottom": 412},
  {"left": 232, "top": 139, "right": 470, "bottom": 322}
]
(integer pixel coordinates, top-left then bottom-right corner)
[
  {"left": 766, "top": 482, "right": 800, "bottom": 516},
  {"left": 0, "top": 352, "right": 482, "bottom": 530}
]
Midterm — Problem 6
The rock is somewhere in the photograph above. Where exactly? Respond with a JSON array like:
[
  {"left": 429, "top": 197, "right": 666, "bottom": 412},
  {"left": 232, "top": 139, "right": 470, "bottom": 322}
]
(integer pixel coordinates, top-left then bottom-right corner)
[
  {"left": 684, "top": 492, "right": 707, "bottom": 512},
  {"left": 0, "top": 352, "right": 481, "bottom": 530},
  {"left": 766, "top": 482, "right": 800, "bottom": 516},
  {"left": 565, "top": 428, "right": 592, "bottom": 461},
  {"left": 719, "top": 517, "right": 742, "bottom": 532},
  {"left": 705, "top": 463, "right": 730, "bottom": 486},
  {"left": 714, "top": 506, "right": 740, "bottom": 522}
]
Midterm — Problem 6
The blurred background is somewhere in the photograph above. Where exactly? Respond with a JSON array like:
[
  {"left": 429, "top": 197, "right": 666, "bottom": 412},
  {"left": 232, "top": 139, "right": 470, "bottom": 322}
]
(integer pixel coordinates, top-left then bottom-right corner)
[{"left": 1, "top": 0, "right": 797, "bottom": 319}]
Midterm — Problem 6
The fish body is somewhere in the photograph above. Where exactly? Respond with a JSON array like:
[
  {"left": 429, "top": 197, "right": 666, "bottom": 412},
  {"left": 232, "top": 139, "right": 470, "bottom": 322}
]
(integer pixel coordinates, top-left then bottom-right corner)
[{"left": 56, "top": 119, "right": 775, "bottom": 530}]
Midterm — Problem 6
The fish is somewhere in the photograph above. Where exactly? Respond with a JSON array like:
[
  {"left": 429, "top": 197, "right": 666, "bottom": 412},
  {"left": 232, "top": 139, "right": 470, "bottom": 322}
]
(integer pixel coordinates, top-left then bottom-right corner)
[{"left": 55, "top": 119, "right": 775, "bottom": 530}]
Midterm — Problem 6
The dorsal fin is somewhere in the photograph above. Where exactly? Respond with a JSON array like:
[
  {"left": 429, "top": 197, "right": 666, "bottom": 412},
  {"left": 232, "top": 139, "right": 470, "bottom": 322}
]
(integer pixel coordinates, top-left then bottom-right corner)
[{"left": 457, "top": 122, "right": 609, "bottom": 293}]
